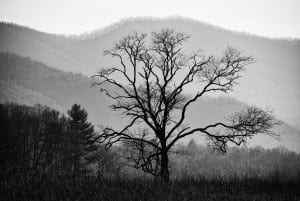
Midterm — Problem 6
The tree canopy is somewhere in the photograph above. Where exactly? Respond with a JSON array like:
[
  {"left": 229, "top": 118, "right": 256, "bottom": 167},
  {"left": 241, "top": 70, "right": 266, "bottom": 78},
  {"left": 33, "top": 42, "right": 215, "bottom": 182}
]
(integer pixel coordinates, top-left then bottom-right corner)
[{"left": 93, "top": 29, "right": 280, "bottom": 181}]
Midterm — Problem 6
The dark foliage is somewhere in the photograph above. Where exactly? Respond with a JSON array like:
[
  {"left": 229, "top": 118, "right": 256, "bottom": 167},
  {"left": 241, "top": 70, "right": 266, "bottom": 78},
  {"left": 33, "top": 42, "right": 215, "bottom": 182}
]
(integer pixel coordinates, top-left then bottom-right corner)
[
  {"left": 0, "top": 103, "right": 98, "bottom": 176},
  {"left": 67, "top": 104, "right": 97, "bottom": 174},
  {"left": 0, "top": 103, "right": 67, "bottom": 175}
]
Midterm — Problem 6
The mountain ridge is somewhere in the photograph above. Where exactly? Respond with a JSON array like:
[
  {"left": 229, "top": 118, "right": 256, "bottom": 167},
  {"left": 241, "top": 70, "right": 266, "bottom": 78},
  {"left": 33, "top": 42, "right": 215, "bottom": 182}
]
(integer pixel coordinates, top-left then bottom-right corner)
[
  {"left": 0, "top": 17, "right": 299, "bottom": 129},
  {"left": 75, "top": 16, "right": 300, "bottom": 41},
  {"left": 3, "top": 16, "right": 300, "bottom": 41}
]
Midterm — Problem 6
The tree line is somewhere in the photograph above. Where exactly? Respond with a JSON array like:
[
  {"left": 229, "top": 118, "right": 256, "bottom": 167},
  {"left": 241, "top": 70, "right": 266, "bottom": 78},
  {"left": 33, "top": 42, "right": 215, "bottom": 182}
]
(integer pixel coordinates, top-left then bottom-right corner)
[
  {"left": 171, "top": 139, "right": 300, "bottom": 181},
  {"left": 0, "top": 103, "right": 99, "bottom": 176},
  {"left": 0, "top": 102, "right": 299, "bottom": 182}
]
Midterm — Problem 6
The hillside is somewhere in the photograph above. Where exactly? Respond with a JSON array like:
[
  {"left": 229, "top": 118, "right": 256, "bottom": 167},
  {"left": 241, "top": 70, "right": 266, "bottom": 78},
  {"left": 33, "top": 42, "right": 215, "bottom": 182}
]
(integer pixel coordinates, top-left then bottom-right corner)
[
  {"left": 0, "top": 17, "right": 299, "bottom": 130},
  {"left": 0, "top": 52, "right": 299, "bottom": 152},
  {"left": 0, "top": 80, "right": 59, "bottom": 109},
  {"left": 0, "top": 52, "right": 115, "bottom": 126},
  {"left": 0, "top": 22, "right": 97, "bottom": 74}
]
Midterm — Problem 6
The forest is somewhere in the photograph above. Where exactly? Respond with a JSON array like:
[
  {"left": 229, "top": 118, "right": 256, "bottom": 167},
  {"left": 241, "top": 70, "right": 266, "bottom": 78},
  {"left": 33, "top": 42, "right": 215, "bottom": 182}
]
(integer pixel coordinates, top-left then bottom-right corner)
[{"left": 1, "top": 102, "right": 300, "bottom": 201}]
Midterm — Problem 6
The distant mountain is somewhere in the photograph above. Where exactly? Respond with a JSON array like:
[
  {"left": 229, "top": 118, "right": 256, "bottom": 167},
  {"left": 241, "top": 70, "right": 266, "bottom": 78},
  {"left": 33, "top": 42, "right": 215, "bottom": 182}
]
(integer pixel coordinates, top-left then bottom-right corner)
[
  {"left": 0, "top": 52, "right": 299, "bottom": 152},
  {"left": 0, "top": 79, "right": 59, "bottom": 109},
  {"left": 74, "top": 17, "right": 300, "bottom": 129},
  {"left": 0, "top": 52, "right": 115, "bottom": 126},
  {"left": 0, "top": 22, "right": 97, "bottom": 74},
  {"left": 0, "top": 17, "right": 299, "bottom": 130}
]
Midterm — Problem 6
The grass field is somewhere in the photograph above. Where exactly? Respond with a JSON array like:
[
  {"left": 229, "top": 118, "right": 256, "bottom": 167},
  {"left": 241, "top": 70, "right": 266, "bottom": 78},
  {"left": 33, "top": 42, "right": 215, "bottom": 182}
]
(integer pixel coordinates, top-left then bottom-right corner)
[{"left": 1, "top": 174, "right": 299, "bottom": 201}]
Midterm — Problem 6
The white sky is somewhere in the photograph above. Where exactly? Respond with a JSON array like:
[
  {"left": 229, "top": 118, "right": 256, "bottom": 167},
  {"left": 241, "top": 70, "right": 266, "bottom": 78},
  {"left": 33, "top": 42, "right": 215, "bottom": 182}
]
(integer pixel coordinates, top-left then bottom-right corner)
[{"left": 0, "top": 0, "right": 299, "bottom": 38}]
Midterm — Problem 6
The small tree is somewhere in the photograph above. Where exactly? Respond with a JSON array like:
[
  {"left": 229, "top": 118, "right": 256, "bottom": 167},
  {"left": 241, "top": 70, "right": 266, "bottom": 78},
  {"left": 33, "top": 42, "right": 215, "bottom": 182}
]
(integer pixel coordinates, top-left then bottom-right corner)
[
  {"left": 93, "top": 29, "right": 280, "bottom": 181},
  {"left": 67, "top": 104, "right": 96, "bottom": 174}
]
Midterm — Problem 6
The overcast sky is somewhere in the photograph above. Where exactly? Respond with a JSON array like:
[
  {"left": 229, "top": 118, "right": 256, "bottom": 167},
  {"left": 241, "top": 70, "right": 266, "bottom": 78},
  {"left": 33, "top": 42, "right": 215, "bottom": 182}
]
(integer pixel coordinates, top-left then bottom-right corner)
[{"left": 0, "top": 0, "right": 299, "bottom": 38}]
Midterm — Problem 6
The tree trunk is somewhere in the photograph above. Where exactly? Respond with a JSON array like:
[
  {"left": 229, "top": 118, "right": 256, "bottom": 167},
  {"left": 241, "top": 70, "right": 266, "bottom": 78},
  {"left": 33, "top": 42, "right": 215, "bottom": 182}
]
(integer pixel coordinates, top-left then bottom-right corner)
[{"left": 160, "top": 151, "right": 170, "bottom": 182}]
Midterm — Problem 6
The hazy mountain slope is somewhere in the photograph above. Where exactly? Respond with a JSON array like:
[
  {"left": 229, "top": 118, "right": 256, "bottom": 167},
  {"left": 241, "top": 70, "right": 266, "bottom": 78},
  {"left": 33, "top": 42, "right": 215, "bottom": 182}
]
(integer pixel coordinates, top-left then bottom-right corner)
[
  {"left": 0, "top": 52, "right": 299, "bottom": 152},
  {"left": 0, "top": 80, "right": 60, "bottom": 109},
  {"left": 0, "top": 23, "right": 97, "bottom": 74},
  {"left": 76, "top": 17, "right": 300, "bottom": 129},
  {"left": 0, "top": 52, "right": 115, "bottom": 126},
  {"left": 1, "top": 17, "right": 298, "bottom": 129}
]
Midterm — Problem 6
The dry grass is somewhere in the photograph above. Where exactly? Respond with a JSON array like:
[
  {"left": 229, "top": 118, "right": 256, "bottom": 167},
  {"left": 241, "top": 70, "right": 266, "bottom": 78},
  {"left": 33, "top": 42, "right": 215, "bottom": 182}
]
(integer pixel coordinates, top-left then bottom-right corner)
[{"left": 1, "top": 174, "right": 299, "bottom": 201}]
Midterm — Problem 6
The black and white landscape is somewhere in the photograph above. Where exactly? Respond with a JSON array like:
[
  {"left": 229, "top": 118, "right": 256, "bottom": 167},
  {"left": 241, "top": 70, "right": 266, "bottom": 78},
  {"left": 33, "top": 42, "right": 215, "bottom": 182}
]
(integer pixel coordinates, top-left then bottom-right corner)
[{"left": 0, "top": 1, "right": 300, "bottom": 200}]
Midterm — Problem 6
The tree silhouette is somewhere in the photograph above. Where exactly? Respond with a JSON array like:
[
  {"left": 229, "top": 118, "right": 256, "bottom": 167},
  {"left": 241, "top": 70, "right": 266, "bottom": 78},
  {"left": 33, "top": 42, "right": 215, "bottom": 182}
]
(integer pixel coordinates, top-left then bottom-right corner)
[
  {"left": 93, "top": 29, "right": 281, "bottom": 181},
  {"left": 0, "top": 103, "right": 69, "bottom": 175},
  {"left": 67, "top": 104, "right": 96, "bottom": 174}
]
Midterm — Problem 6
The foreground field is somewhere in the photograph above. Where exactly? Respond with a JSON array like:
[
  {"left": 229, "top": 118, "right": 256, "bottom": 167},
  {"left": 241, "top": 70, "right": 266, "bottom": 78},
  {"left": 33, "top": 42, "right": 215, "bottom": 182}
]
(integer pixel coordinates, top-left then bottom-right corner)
[{"left": 1, "top": 175, "right": 299, "bottom": 201}]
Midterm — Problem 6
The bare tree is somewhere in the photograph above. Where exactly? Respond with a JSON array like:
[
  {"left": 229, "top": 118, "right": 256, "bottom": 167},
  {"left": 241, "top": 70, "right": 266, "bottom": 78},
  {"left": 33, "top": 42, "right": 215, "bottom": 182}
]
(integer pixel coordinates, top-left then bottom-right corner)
[{"left": 93, "top": 29, "right": 280, "bottom": 181}]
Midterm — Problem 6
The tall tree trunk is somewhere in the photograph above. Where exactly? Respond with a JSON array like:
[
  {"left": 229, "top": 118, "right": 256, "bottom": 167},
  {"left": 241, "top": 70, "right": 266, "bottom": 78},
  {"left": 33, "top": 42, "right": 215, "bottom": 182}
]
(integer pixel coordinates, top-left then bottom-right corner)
[{"left": 160, "top": 151, "right": 170, "bottom": 182}]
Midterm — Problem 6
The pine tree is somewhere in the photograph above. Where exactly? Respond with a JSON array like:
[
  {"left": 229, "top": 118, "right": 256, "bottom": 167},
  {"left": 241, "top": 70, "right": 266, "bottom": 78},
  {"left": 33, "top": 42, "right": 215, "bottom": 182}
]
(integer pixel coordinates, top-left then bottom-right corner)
[
  {"left": 67, "top": 104, "right": 97, "bottom": 174},
  {"left": 186, "top": 138, "right": 198, "bottom": 154}
]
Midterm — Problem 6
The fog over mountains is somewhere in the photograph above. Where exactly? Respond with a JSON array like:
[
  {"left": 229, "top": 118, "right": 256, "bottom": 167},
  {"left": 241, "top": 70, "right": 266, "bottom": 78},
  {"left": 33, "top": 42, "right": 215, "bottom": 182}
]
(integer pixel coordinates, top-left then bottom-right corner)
[{"left": 0, "top": 16, "right": 299, "bottom": 152}]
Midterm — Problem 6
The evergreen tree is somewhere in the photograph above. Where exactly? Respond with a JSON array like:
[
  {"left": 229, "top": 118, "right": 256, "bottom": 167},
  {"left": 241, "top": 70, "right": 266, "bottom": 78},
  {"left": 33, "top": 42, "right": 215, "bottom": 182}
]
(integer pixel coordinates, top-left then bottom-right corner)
[
  {"left": 67, "top": 104, "right": 97, "bottom": 174},
  {"left": 186, "top": 138, "right": 199, "bottom": 154}
]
